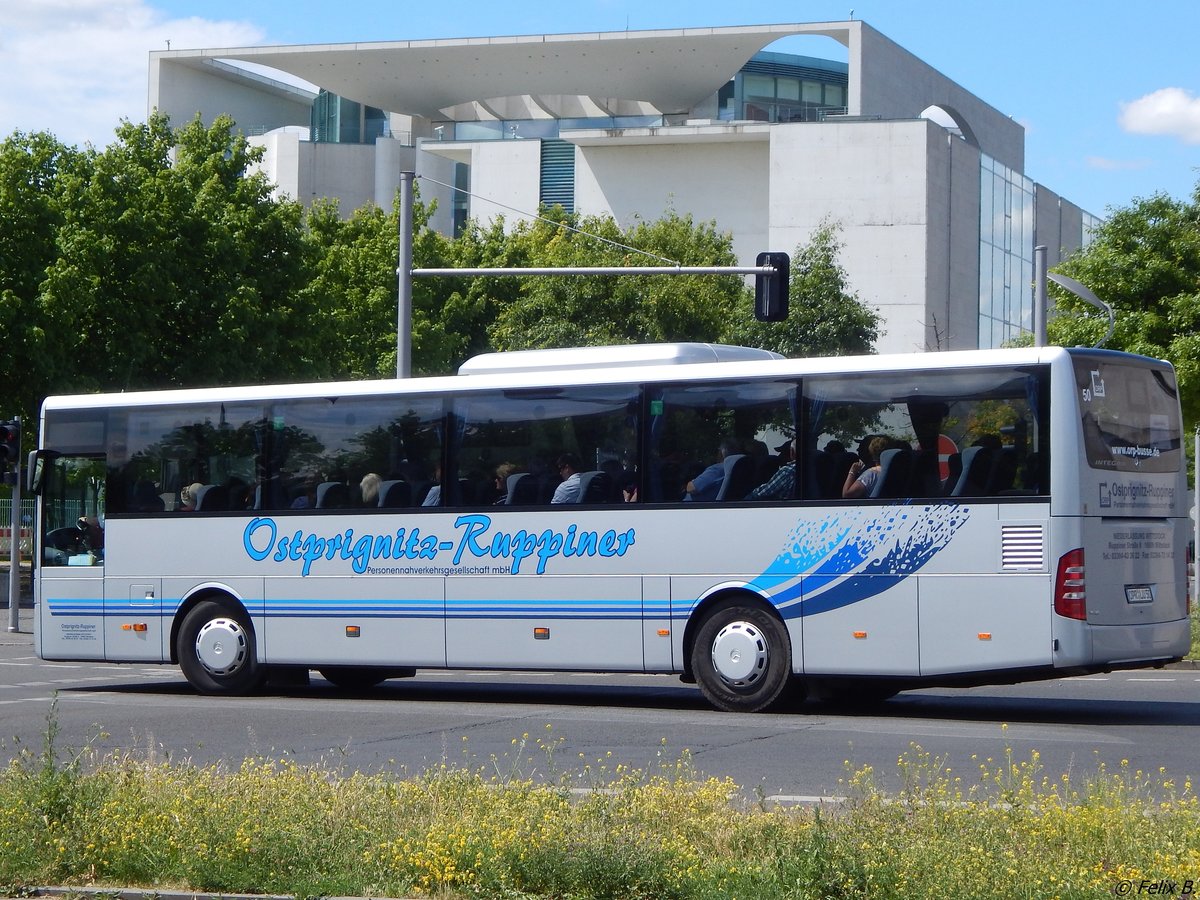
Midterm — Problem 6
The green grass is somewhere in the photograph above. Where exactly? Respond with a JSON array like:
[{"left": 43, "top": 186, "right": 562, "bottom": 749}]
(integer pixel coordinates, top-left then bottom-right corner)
[
  {"left": 1189, "top": 600, "right": 1199, "bottom": 660},
  {"left": 1, "top": 715, "right": 1197, "bottom": 899}
]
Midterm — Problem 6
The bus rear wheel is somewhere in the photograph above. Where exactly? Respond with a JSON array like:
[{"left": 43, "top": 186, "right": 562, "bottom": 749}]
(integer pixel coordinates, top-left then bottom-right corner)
[
  {"left": 690, "top": 602, "right": 793, "bottom": 713},
  {"left": 177, "top": 600, "right": 263, "bottom": 695}
]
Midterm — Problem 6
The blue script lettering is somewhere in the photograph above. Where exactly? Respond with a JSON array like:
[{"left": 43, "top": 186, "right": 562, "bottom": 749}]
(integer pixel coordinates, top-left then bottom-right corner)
[
  {"left": 244, "top": 517, "right": 277, "bottom": 560},
  {"left": 242, "top": 515, "right": 636, "bottom": 577},
  {"left": 451, "top": 514, "right": 635, "bottom": 574}
]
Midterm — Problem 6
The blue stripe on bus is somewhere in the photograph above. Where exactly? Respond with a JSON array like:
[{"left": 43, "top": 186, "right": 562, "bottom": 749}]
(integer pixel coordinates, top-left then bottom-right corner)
[{"left": 45, "top": 504, "right": 969, "bottom": 623}]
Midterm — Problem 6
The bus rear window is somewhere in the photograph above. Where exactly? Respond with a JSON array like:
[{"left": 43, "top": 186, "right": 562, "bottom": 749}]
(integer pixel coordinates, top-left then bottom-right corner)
[{"left": 1073, "top": 357, "right": 1181, "bottom": 473}]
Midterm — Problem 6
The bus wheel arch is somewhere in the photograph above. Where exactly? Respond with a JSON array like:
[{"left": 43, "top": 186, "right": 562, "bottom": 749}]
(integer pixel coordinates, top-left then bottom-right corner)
[
  {"left": 684, "top": 590, "right": 797, "bottom": 713},
  {"left": 173, "top": 590, "right": 263, "bottom": 695}
]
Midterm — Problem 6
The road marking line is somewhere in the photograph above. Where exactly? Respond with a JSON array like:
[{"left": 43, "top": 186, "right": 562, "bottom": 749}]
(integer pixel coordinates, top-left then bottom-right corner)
[
  {"left": 764, "top": 794, "right": 848, "bottom": 807},
  {"left": 1127, "top": 677, "right": 1175, "bottom": 682}
]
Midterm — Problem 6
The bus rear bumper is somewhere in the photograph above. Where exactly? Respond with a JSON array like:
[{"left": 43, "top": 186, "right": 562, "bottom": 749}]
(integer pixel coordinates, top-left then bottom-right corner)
[{"left": 1086, "top": 617, "right": 1191, "bottom": 667}]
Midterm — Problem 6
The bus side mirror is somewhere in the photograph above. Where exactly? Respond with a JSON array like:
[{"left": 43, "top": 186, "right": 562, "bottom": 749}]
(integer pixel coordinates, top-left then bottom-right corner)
[
  {"left": 754, "top": 251, "right": 789, "bottom": 322},
  {"left": 27, "top": 449, "right": 54, "bottom": 495}
]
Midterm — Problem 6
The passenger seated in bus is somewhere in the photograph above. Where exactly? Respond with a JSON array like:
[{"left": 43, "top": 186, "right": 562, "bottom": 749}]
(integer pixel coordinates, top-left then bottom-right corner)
[
  {"left": 422, "top": 464, "right": 443, "bottom": 506},
  {"left": 622, "top": 478, "right": 639, "bottom": 503},
  {"left": 843, "top": 435, "right": 889, "bottom": 499},
  {"left": 747, "top": 440, "right": 796, "bottom": 500},
  {"left": 360, "top": 472, "right": 382, "bottom": 506},
  {"left": 179, "top": 482, "right": 203, "bottom": 511},
  {"left": 684, "top": 438, "right": 741, "bottom": 502},
  {"left": 78, "top": 515, "right": 104, "bottom": 552},
  {"left": 290, "top": 477, "right": 318, "bottom": 509},
  {"left": 551, "top": 453, "right": 583, "bottom": 504},
  {"left": 492, "top": 462, "right": 519, "bottom": 504}
]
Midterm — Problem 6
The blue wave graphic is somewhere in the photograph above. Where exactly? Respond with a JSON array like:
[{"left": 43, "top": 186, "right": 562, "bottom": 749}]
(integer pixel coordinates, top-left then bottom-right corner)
[{"left": 754, "top": 504, "right": 970, "bottom": 618}]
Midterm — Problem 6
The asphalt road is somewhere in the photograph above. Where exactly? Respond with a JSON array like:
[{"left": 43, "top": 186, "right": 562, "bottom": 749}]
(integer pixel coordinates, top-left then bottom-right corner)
[{"left": 4, "top": 606, "right": 1197, "bottom": 801}]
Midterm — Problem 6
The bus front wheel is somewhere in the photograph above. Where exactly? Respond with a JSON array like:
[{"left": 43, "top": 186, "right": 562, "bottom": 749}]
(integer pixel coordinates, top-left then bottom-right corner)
[
  {"left": 177, "top": 600, "right": 263, "bottom": 695},
  {"left": 690, "top": 603, "right": 792, "bottom": 713}
]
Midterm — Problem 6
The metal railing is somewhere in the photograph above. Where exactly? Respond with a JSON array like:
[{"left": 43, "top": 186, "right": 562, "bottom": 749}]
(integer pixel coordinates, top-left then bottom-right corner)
[{"left": 0, "top": 499, "right": 35, "bottom": 556}]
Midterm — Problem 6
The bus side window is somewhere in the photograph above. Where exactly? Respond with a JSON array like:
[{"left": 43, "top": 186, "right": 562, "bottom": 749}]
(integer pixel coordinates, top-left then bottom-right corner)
[
  {"left": 453, "top": 386, "right": 639, "bottom": 508},
  {"left": 802, "top": 366, "right": 1048, "bottom": 502},
  {"left": 650, "top": 380, "right": 797, "bottom": 503}
]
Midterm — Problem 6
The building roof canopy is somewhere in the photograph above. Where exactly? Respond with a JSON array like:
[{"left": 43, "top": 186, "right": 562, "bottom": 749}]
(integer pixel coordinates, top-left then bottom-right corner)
[{"left": 210, "top": 24, "right": 848, "bottom": 120}]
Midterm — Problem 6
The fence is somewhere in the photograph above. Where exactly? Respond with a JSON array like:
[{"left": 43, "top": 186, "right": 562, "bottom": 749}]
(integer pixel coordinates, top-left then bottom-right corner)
[{"left": 0, "top": 498, "right": 35, "bottom": 556}]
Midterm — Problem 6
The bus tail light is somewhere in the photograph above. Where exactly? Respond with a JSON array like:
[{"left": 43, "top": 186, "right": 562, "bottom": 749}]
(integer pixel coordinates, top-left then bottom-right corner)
[{"left": 1055, "top": 548, "right": 1087, "bottom": 620}]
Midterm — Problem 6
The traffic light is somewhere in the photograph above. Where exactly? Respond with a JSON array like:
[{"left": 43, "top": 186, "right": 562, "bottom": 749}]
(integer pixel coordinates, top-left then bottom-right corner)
[
  {"left": 754, "top": 251, "right": 789, "bottom": 322},
  {"left": 0, "top": 420, "right": 19, "bottom": 466}
]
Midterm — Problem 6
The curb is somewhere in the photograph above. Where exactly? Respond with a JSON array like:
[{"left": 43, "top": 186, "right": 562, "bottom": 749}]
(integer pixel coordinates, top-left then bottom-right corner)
[
  {"left": 22, "top": 889, "right": 416, "bottom": 900},
  {"left": 30, "top": 891, "right": 294, "bottom": 900}
]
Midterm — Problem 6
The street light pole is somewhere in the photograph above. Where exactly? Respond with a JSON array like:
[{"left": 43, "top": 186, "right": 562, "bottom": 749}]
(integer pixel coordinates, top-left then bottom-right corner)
[
  {"left": 396, "top": 171, "right": 414, "bottom": 379},
  {"left": 1033, "top": 245, "right": 1048, "bottom": 347},
  {"left": 6, "top": 417, "right": 20, "bottom": 633}
]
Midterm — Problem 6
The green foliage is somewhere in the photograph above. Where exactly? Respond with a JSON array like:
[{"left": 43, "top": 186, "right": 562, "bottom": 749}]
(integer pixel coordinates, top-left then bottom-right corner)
[
  {"left": 0, "top": 114, "right": 327, "bottom": 422},
  {"left": 1, "top": 118, "right": 880, "bottom": 415},
  {"left": 1049, "top": 182, "right": 1200, "bottom": 428},
  {"left": 438, "top": 213, "right": 539, "bottom": 362},
  {"left": 486, "top": 209, "right": 747, "bottom": 351},
  {"left": 728, "top": 220, "right": 881, "bottom": 358},
  {"left": 39, "top": 113, "right": 322, "bottom": 394},
  {"left": 300, "top": 194, "right": 456, "bottom": 378},
  {"left": 1, "top": 717, "right": 1196, "bottom": 899},
  {"left": 0, "top": 132, "right": 87, "bottom": 419}
]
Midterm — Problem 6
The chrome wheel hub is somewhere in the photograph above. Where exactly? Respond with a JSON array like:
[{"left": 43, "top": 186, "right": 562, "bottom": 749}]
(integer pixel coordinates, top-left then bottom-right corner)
[
  {"left": 194, "top": 617, "right": 248, "bottom": 676},
  {"left": 711, "top": 620, "right": 768, "bottom": 685}
]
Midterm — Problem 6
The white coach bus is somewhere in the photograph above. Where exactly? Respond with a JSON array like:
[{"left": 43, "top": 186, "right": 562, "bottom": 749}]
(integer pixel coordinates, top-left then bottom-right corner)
[{"left": 28, "top": 343, "right": 1190, "bottom": 712}]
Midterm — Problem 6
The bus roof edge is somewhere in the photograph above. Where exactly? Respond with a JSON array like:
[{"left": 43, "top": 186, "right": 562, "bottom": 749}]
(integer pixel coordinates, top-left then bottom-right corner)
[{"left": 458, "top": 343, "right": 784, "bottom": 376}]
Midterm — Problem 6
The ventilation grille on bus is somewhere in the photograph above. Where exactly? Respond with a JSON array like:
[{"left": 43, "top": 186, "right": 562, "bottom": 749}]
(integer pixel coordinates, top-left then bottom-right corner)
[{"left": 1001, "top": 524, "right": 1045, "bottom": 570}]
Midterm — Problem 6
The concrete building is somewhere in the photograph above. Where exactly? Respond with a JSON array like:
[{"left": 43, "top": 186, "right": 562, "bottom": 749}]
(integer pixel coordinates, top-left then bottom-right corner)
[{"left": 149, "top": 21, "right": 1098, "bottom": 355}]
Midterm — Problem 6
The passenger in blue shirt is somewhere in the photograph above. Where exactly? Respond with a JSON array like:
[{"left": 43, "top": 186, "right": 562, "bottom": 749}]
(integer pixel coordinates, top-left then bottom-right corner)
[{"left": 684, "top": 439, "right": 741, "bottom": 502}]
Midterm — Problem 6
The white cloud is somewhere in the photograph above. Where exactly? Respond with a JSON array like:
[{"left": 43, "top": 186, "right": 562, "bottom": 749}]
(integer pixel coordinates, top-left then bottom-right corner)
[
  {"left": 1084, "top": 156, "right": 1151, "bottom": 172},
  {"left": 0, "top": 1, "right": 264, "bottom": 148},
  {"left": 1119, "top": 87, "right": 1200, "bottom": 145}
]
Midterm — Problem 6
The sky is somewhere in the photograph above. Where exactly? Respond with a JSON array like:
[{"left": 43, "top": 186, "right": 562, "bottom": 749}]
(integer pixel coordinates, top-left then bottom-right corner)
[{"left": 2, "top": 0, "right": 1198, "bottom": 217}]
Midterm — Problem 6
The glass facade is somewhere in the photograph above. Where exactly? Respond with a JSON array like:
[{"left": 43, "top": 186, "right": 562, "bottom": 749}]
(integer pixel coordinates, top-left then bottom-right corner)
[
  {"left": 311, "top": 90, "right": 387, "bottom": 144},
  {"left": 1081, "top": 210, "right": 1102, "bottom": 248},
  {"left": 978, "top": 155, "right": 1035, "bottom": 349},
  {"left": 720, "top": 52, "right": 849, "bottom": 123},
  {"left": 439, "top": 115, "right": 662, "bottom": 142}
]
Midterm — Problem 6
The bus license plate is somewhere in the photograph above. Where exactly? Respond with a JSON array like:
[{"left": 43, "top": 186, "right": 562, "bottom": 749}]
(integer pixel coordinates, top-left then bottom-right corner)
[{"left": 1124, "top": 585, "right": 1154, "bottom": 604}]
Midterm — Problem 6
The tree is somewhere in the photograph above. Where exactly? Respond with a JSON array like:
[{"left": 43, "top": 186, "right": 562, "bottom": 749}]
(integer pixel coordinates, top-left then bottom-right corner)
[
  {"left": 1049, "top": 183, "right": 1200, "bottom": 427},
  {"left": 727, "top": 220, "right": 880, "bottom": 357},
  {"left": 37, "top": 113, "right": 321, "bottom": 396},
  {"left": 437, "top": 214, "right": 538, "bottom": 363},
  {"left": 0, "top": 131, "right": 86, "bottom": 418},
  {"left": 301, "top": 193, "right": 455, "bottom": 378},
  {"left": 487, "top": 210, "right": 747, "bottom": 350}
]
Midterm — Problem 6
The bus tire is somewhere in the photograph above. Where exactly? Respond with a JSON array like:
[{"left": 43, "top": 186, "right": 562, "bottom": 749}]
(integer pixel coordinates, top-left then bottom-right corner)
[
  {"left": 177, "top": 600, "right": 263, "bottom": 695},
  {"left": 690, "top": 602, "right": 792, "bottom": 713}
]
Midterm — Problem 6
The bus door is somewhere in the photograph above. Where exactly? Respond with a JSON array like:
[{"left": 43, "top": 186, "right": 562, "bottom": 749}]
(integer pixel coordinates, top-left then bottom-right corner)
[
  {"left": 33, "top": 452, "right": 107, "bottom": 661},
  {"left": 101, "top": 534, "right": 164, "bottom": 664}
]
